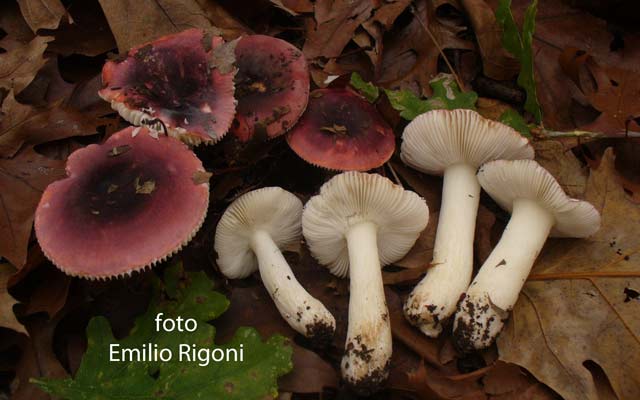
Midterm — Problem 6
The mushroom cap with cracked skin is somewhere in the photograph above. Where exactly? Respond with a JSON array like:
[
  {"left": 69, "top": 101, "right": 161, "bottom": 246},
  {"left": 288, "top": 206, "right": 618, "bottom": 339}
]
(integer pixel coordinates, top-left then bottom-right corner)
[
  {"left": 215, "top": 187, "right": 303, "bottom": 279},
  {"left": 99, "top": 29, "right": 236, "bottom": 145},
  {"left": 302, "top": 172, "right": 429, "bottom": 277},
  {"left": 401, "top": 109, "right": 534, "bottom": 175},
  {"left": 286, "top": 89, "right": 395, "bottom": 171},
  {"left": 477, "top": 159, "right": 601, "bottom": 238},
  {"left": 231, "top": 35, "right": 309, "bottom": 142},
  {"left": 34, "top": 127, "right": 210, "bottom": 279}
]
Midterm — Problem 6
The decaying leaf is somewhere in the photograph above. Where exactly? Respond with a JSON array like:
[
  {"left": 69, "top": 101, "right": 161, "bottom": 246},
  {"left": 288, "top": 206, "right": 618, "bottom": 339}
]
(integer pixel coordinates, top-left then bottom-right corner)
[
  {"left": 16, "top": 0, "right": 67, "bottom": 32},
  {"left": 498, "top": 148, "right": 640, "bottom": 400},
  {"left": 0, "top": 35, "right": 52, "bottom": 94},
  {"left": 0, "top": 147, "right": 65, "bottom": 267},
  {"left": 0, "top": 263, "right": 27, "bottom": 335}
]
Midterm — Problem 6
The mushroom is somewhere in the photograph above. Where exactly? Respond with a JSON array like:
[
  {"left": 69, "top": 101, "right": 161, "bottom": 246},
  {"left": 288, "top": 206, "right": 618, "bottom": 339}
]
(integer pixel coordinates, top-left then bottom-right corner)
[
  {"left": 231, "top": 35, "right": 309, "bottom": 142},
  {"left": 215, "top": 187, "right": 335, "bottom": 345},
  {"left": 99, "top": 29, "right": 236, "bottom": 145},
  {"left": 286, "top": 89, "right": 395, "bottom": 171},
  {"left": 34, "top": 127, "right": 210, "bottom": 279},
  {"left": 302, "top": 172, "right": 429, "bottom": 394},
  {"left": 401, "top": 109, "right": 534, "bottom": 337},
  {"left": 453, "top": 159, "right": 601, "bottom": 352}
]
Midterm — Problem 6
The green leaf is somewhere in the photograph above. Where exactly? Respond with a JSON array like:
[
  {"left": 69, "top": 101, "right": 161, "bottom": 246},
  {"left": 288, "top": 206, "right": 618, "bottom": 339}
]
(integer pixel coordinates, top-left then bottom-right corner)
[
  {"left": 495, "top": 0, "right": 542, "bottom": 123},
  {"left": 498, "top": 109, "right": 532, "bottom": 138},
  {"left": 384, "top": 74, "right": 477, "bottom": 120},
  {"left": 33, "top": 264, "right": 293, "bottom": 400},
  {"left": 349, "top": 72, "right": 379, "bottom": 102}
]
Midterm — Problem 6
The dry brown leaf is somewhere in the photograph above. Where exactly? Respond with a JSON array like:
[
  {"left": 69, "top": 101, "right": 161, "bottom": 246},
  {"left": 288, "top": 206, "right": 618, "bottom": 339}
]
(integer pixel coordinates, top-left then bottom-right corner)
[
  {"left": 0, "top": 263, "right": 27, "bottom": 335},
  {"left": 497, "top": 148, "right": 640, "bottom": 400},
  {"left": 98, "top": 0, "right": 250, "bottom": 53},
  {"left": 0, "top": 91, "right": 105, "bottom": 158},
  {"left": 459, "top": 0, "right": 519, "bottom": 80},
  {"left": 17, "top": 0, "right": 66, "bottom": 32},
  {"left": 377, "top": 0, "right": 473, "bottom": 96},
  {"left": 0, "top": 35, "right": 52, "bottom": 94},
  {"left": 560, "top": 47, "right": 640, "bottom": 136},
  {"left": 269, "top": 0, "right": 313, "bottom": 15},
  {"left": 0, "top": 147, "right": 65, "bottom": 267},
  {"left": 278, "top": 343, "right": 339, "bottom": 393}
]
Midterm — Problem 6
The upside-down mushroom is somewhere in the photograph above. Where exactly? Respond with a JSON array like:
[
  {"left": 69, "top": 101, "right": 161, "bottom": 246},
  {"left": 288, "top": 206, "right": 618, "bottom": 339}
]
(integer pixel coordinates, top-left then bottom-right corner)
[
  {"left": 215, "top": 187, "right": 335, "bottom": 345},
  {"left": 35, "top": 127, "right": 210, "bottom": 279},
  {"left": 401, "top": 109, "right": 534, "bottom": 337},
  {"left": 302, "top": 172, "right": 429, "bottom": 394},
  {"left": 453, "top": 159, "right": 600, "bottom": 352}
]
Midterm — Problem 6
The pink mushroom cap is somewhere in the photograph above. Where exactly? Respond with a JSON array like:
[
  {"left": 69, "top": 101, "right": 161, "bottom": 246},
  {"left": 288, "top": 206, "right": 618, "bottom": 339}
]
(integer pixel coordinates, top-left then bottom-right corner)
[
  {"left": 99, "top": 29, "right": 236, "bottom": 145},
  {"left": 34, "top": 127, "right": 210, "bottom": 279}
]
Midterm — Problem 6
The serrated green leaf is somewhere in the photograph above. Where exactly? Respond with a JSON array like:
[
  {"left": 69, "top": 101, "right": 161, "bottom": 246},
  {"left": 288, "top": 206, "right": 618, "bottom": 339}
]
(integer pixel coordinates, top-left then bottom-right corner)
[
  {"left": 495, "top": 0, "right": 542, "bottom": 123},
  {"left": 33, "top": 264, "right": 293, "bottom": 400},
  {"left": 498, "top": 109, "right": 532, "bottom": 138},
  {"left": 349, "top": 72, "right": 379, "bottom": 102},
  {"left": 384, "top": 74, "right": 477, "bottom": 120}
]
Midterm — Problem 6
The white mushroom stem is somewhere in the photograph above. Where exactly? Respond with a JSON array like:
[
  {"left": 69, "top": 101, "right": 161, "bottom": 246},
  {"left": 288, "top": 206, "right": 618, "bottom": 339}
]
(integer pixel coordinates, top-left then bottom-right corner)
[
  {"left": 342, "top": 221, "right": 391, "bottom": 388},
  {"left": 404, "top": 163, "right": 480, "bottom": 336},
  {"left": 250, "top": 229, "right": 335, "bottom": 340},
  {"left": 454, "top": 198, "right": 554, "bottom": 351}
]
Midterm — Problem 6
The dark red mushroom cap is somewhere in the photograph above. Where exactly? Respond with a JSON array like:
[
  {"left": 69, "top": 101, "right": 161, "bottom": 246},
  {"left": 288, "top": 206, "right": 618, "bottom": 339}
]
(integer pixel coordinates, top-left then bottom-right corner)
[
  {"left": 231, "top": 35, "right": 309, "bottom": 142},
  {"left": 99, "top": 29, "right": 236, "bottom": 145},
  {"left": 34, "top": 127, "right": 210, "bottom": 279},
  {"left": 286, "top": 89, "right": 395, "bottom": 171}
]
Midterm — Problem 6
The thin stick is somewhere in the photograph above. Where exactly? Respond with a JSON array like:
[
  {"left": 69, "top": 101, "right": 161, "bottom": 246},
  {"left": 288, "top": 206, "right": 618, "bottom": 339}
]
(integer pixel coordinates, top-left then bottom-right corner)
[
  {"left": 410, "top": 4, "right": 465, "bottom": 91},
  {"left": 386, "top": 162, "right": 403, "bottom": 187}
]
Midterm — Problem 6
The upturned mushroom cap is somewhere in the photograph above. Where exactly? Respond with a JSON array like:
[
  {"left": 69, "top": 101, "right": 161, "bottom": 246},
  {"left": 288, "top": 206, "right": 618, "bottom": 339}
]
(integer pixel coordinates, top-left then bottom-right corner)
[
  {"left": 401, "top": 109, "right": 534, "bottom": 175},
  {"left": 99, "top": 29, "right": 236, "bottom": 145},
  {"left": 477, "top": 159, "right": 601, "bottom": 237},
  {"left": 302, "top": 172, "right": 429, "bottom": 277},
  {"left": 215, "top": 187, "right": 302, "bottom": 278},
  {"left": 35, "top": 127, "right": 210, "bottom": 279},
  {"left": 231, "top": 35, "right": 309, "bottom": 142},
  {"left": 286, "top": 89, "right": 395, "bottom": 171}
]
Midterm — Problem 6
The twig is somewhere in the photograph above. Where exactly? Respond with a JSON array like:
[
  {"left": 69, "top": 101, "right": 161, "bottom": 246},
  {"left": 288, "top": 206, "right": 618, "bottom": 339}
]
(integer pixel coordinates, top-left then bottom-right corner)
[{"left": 386, "top": 162, "right": 403, "bottom": 187}]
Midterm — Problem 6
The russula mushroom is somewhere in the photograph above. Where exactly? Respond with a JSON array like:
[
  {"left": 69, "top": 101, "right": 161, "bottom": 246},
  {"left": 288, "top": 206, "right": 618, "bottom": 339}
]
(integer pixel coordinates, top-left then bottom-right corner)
[
  {"left": 453, "top": 159, "right": 601, "bottom": 352},
  {"left": 302, "top": 172, "right": 429, "bottom": 394},
  {"left": 286, "top": 89, "right": 395, "bottom": 171},
  {"left": 231, "top": 35, "right": 309, "bottom": 142},
  {"left": 214, "top": 187, "right": 335, "bottom": 344},
  {"left": 401, "top": 109, "right": 534, "bottom": 337},
  {"left": 99, "top": 29, "right": 236, "bottom": 145},
  {"left": 35, "top": 127, "right": 210, "bottom": 279}
]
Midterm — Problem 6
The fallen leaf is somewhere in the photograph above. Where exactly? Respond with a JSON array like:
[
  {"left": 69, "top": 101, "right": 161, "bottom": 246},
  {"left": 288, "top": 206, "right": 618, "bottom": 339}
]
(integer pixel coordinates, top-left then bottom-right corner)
[
  {"left": 498, "top": 148, "right": 640, "bottom": 400},
  {"left": 377, "top": 0, "right": 473, "bottom": 96},
  {"left": 0, "top": 2, "right": 35, "bottom": 50},
  {"left": 459, "top": 0, "right": 519, "bottom": 80},
  {"left": 0, "top": 35, "right": 52, "bottom": 94},
  {"left": 0, "top": 91, "right": 104, "bottom": 158},
  {"left": 98, "top": 0, "right": 249, "bottom": 52},
  {"left": 0, "top": 263, "right": 27, "bottom": 335},
  {"left": 278, "top": 344, "right": 339, "bottom": 393},
  {"left": 16, "top": 0, "right": 66, "bottom": 32},
  {"left": 559, "top": 47, "right": 640, "bottom": 136},
  {"left": 269, "top": 0, "right": 313, "bottom": 16},
  {"left": 22, "top": 266, "right": 71, "bottom": 318},
  {"left": 0, "top": 147, "right": 64, "bottom": 267}
]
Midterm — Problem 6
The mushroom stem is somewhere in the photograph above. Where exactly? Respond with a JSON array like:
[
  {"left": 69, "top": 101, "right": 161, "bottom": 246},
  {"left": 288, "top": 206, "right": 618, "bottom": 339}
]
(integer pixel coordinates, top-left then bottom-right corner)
[
  {"left": 251, "top": 229, "right": 335, "bottom": 342},
  {"left": 453, "top": 198, "right": 554, "bottom": 352},
  {"left": 343, "top": 221, "right": 391, "bottom": 393},
  {"left": 404, "top": 163, "right": 480, "bottom": 336}
]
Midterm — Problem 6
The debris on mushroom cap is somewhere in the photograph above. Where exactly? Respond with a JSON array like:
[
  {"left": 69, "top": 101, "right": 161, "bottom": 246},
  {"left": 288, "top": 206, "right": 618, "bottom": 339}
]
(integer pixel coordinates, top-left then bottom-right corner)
[
  {"left": 286, "top": 89, "right": 395, "bottom": 171},
  {"left": 231, "top": 35, "right": 309, "bottom": 142},
  {"left": 478, "top": 159, "right": 601, "bottom": 238},
  {"left": 215, "top": 187, "right": 302, "bottom": 278},
  {"left": 302, "top": 171, "right": 429, "bottom": 277},
  {"left": 99, "top": 29, "right": 237, "bottom": 146},
  {"left": 401, "top": 109, "right": 534, "bottom": 175},
  {"left": 34, "top": 127, "right": 210, "bottom": 279}
]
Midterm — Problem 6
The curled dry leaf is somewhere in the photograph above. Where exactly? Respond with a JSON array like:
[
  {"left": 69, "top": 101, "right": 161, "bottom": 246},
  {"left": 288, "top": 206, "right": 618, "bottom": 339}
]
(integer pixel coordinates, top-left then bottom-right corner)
[
  {"left": 0, "top": 35, "right": 52, "bottom": 95},
  {"left": 0, "top": 263, "right": 27, "bottom": 335},
  {"left": 16, "top": 0, "right": 66, "bottom": 32},
  {"left": 498, "top": 148, "right": 640, "bottom": 400}
]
